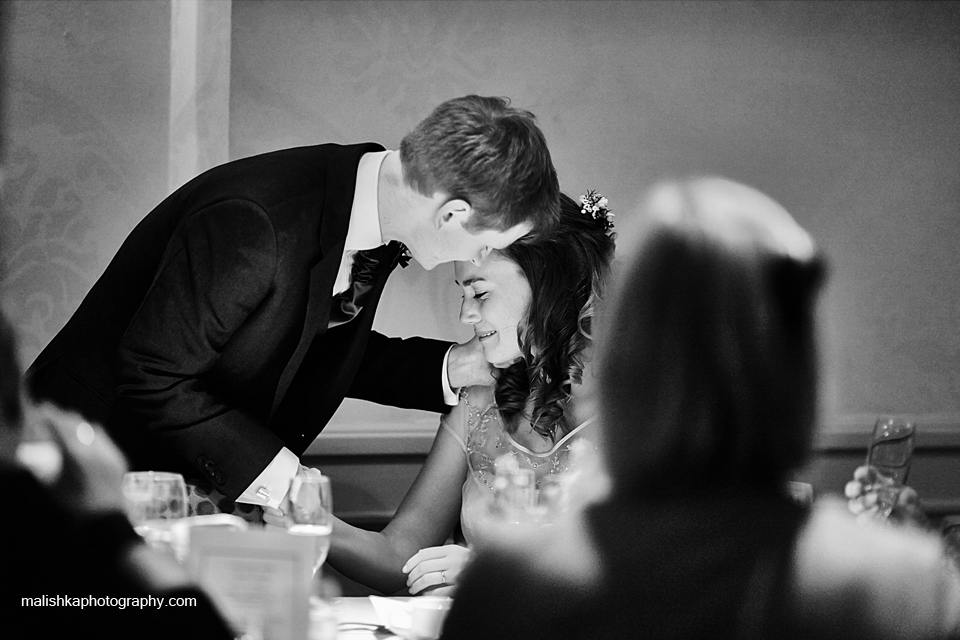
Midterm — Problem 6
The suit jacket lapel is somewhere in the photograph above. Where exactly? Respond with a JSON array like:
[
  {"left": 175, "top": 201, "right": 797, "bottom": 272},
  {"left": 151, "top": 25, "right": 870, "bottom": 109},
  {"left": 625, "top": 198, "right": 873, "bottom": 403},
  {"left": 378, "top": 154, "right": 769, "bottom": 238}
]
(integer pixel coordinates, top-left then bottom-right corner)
[
  {"left": 269, "top": 143, "right": 383, "bottom": 419},
  {"left": 269, "top": 260, "right": 396, "bottom": 451}
]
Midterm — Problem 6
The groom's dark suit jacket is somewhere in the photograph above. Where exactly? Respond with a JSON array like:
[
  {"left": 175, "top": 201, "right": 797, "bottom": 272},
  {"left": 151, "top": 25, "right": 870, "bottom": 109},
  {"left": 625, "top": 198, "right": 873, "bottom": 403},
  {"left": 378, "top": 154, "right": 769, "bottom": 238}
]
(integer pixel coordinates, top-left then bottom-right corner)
[{"left": 27, "top": 143, "right": 450, "bottom": 499}]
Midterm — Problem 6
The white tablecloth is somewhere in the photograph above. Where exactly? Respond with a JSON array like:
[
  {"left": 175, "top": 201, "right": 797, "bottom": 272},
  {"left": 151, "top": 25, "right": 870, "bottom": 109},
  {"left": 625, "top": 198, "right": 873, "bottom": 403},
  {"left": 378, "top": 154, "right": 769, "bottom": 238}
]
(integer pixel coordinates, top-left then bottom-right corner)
[{"left": 325, "top": 596, "right": 407, "bottom": 639}]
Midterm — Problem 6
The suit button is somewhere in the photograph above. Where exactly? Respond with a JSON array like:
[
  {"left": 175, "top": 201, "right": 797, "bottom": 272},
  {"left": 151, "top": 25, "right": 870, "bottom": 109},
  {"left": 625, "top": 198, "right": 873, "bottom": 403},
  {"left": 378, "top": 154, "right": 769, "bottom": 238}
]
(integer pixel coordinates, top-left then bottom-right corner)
[
  {"left": 215, "top": 473, "right": 225, "bottom": 484},
  {"left": 197, "top": 455, "right": 208, "bottom": 466}
]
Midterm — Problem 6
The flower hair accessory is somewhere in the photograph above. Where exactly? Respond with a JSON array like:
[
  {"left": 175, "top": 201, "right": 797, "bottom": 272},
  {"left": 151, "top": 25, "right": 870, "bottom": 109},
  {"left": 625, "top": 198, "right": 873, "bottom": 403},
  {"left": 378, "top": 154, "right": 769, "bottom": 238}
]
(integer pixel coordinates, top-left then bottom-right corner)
[{"left": 580, "top": 190, "right": 615, "bottom": 236}]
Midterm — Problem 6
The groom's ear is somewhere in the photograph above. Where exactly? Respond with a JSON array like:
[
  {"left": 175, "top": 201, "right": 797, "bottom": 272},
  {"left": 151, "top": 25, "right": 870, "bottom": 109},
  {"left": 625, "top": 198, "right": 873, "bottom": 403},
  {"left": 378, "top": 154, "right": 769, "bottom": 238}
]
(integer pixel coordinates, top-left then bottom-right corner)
[{"left": 435, "top": 198, "right": 473, "bottom": 230}]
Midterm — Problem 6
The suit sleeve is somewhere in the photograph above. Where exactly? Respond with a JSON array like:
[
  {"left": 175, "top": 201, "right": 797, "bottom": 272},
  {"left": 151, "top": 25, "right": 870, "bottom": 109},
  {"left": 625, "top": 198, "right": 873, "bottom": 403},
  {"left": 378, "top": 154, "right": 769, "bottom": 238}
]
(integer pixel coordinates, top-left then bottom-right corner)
[
  {"left": 115, "top": 200, "right": 284, "bottom": 499},
  {"left": 347, "top": 331, "right": 453, "bottom": 414}
]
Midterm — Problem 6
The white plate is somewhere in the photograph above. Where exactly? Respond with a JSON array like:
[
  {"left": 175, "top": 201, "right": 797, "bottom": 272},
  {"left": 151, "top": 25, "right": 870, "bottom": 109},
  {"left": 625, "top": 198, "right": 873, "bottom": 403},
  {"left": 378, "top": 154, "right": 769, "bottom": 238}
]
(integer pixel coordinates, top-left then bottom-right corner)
[
  {"left": 368, "top": 595, "right": 453, "bottom": 639},
  {"left": 369, "top": 596, "right": 413, "bottom": 637}
]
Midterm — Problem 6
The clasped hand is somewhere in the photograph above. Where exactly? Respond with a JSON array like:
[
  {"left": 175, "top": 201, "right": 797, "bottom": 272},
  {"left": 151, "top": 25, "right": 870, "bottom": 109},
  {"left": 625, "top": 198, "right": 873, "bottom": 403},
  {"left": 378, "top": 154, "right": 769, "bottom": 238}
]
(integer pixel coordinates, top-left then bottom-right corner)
[
  {"left": 262, "top": 465, "right": 325, "bottom": 530},
  {"left": 402, "top": 544, "right": 472, "bottom": 596},
  {"left": 844, "top": 465, "right": 927, "bottom": 527},
  {"left": 28, "top": 402, "right": 128, "bottom": 514}
]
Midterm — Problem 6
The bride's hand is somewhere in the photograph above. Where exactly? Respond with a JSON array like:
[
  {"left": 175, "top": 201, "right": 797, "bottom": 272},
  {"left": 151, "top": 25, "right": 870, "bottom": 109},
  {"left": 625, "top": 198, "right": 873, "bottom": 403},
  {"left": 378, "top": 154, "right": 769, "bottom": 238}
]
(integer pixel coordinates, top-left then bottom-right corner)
[{"left": 402, "top": 544, "right": 472, "bottom": 596}]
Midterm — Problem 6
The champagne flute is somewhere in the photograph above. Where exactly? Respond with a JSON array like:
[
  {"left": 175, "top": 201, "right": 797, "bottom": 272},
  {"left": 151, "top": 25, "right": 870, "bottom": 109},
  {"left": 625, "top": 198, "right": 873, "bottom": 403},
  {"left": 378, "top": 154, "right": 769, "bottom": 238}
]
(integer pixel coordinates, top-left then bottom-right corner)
[
  {"left": 536, "top": 474, "right": 568, "bottom": 523},
  {"left": 286, "top": 474, "right": 333, "bottom": 576},
  {"left": 866, "top": 417, "right": 916, "bottom": 519},
  {"left": 490, "top": 455, "right": 536, "bottom": 525}
]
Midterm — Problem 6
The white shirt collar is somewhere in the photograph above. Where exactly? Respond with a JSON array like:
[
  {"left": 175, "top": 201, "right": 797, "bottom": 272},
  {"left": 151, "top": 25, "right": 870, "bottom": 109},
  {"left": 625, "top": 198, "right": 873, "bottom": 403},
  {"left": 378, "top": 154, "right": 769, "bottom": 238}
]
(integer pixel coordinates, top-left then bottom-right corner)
[{"left": 345, "top": 150, "right": 390, "bottom": 251}]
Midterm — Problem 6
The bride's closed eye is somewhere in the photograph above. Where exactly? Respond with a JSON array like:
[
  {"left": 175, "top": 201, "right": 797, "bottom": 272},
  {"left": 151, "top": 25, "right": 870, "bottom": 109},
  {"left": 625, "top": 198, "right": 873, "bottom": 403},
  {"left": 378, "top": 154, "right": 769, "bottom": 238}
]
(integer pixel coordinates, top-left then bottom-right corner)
[{"left": 461, "top": 288, "right": 490, "bottom": 301}]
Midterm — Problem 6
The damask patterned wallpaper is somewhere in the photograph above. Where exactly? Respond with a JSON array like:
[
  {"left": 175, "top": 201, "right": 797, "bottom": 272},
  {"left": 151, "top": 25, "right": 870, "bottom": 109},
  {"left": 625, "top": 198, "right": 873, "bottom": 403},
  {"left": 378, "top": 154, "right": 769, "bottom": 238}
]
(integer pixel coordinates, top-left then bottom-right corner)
[
  {"left": 2, "top": 1, "right": 959, "bottom": 430},
  {"left": 1, "top": 0, "right": 168, "bottom": 365},
  {"left": 229, "top": 1, "right": 960, "bottom": 424}
]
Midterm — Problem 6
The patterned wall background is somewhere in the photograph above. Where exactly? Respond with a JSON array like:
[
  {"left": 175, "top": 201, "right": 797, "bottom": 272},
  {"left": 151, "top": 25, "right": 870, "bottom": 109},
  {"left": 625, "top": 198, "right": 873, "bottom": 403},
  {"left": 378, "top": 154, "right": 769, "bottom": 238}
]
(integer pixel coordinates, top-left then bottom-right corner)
[
  {"left": 229, "top": 0, "right": 960, "bottom": 427},
  {"left": 2, "top": 1, "right": 960, "bottom": 435},
  {"left": 1, "top": 0, "right": 168, "bottom": 362}
]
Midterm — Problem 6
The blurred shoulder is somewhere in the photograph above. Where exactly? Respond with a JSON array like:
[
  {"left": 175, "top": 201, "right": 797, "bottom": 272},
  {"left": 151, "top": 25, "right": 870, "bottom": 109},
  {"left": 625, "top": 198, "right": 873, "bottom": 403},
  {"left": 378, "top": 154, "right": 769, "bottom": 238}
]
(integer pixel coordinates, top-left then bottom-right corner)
[
  {"left": 797, "top": 497, "right": 947, "bottom": 579},
  {"left": 482, "top": 508, "right": 603, "bottom": 589},
  {"left": 793, "top": 496, "right": 960, "bottom": 637}
]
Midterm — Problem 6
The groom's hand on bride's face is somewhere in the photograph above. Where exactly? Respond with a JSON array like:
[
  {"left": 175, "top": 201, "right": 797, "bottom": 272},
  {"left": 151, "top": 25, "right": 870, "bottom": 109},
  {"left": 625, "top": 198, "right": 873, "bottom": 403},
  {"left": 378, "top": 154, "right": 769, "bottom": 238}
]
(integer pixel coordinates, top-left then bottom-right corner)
[{"left": 447, "top": 337, "right": 496, "bottom": 388}]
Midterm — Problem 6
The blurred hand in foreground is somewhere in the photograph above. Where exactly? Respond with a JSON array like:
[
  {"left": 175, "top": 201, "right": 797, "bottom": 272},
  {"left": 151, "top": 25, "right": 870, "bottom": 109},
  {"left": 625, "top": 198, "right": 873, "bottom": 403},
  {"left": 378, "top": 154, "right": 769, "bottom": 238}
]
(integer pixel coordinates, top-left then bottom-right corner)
[
  {"left": 32, "top": 402, "right": 128, "bottom": 514},
  {"left": 845, "top": 465, "right": 928, "bottom": 528},
  {"left": 403, "top": 544, "right": 473, "bottom": 596}
]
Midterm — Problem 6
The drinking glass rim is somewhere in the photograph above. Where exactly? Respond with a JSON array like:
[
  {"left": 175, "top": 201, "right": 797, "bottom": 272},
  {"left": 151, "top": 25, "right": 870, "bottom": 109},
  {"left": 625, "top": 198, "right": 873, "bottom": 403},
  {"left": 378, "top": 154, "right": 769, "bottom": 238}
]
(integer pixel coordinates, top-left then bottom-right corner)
[{"left": 124, "top": 470, "right": 186, "bottom": 482}]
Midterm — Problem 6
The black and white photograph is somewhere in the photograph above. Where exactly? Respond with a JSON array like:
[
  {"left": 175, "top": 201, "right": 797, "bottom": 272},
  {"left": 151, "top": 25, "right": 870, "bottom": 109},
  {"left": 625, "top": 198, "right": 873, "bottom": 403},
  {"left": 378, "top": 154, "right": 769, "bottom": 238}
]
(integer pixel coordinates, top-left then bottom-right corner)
[{"left": 2, "top": 1, "right": 959, "bottom": 638}]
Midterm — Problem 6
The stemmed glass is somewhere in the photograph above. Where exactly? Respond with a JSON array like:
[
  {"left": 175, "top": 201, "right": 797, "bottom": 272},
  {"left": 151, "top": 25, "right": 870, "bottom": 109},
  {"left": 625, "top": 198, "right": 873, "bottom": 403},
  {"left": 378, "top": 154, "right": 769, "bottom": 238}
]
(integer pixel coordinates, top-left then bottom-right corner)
[
  {"left": 121, "top": 471, "right": 187, "bottom": 552},
  {"left": 286, "top": 475, "right": 333, "bottom": 576},
  {"left": 866, "top": 417, "right": 916, "bottom": 519}
]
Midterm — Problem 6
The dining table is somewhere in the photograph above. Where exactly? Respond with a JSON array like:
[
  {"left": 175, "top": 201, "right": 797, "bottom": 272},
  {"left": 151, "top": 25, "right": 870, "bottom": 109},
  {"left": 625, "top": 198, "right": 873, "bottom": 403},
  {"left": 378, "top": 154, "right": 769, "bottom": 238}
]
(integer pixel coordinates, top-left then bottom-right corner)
[
  {"left": 321, "top": 596, "right": 419, "bottom": 640},
  {"left": 324, "top": 597, "right": 396, "bottom": 640}
]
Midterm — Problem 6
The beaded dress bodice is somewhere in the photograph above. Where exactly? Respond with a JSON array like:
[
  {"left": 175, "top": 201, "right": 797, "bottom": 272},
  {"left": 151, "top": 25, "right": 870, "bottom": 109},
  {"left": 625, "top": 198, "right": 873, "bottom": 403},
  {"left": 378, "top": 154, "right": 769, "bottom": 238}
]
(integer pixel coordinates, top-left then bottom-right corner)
[{"left": 440, "top": 386, "right": 594, "bottom": 546}]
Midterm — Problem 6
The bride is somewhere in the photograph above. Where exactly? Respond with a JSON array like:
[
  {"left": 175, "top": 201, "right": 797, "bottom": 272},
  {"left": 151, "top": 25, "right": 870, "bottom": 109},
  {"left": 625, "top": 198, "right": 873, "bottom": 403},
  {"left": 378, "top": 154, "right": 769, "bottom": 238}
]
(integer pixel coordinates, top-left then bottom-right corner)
[{"left": 324, "top": 192, "right": 615, "bottom": 595}]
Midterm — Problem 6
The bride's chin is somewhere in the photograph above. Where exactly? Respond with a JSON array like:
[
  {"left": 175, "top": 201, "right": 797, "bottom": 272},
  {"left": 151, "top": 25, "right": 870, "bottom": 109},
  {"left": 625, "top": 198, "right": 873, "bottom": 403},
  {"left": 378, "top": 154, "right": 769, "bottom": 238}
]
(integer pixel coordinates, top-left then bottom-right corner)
[{"left": 492, "top": 355, "right": 523, "bottom": 369}]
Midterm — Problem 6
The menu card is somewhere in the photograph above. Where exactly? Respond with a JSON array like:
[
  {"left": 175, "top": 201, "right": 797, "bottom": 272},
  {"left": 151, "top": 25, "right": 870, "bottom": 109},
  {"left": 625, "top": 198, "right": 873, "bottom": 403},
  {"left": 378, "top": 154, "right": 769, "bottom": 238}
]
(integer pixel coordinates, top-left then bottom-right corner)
[{"left": 187, "top": 528, "right": 312, "bottom": 640}]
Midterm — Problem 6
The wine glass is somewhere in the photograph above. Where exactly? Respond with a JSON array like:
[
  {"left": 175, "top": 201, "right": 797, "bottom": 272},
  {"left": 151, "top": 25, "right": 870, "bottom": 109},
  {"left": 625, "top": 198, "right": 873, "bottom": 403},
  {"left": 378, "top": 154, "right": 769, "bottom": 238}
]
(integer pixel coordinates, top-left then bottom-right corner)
[
  {"left": 286, "top": 474, "right": 333, "bottom": 576},
  {"left": 866, "top": 417, "right": 916, "bottom": 519},
  {"left": 121, "top": 471, "right": 187, "bottom": 552},
  {"left": 490, "top": 456, "right": 537, "bottom": 525},
  {"left": 786, "top": 481, "right": 814, "bottom": 508}
]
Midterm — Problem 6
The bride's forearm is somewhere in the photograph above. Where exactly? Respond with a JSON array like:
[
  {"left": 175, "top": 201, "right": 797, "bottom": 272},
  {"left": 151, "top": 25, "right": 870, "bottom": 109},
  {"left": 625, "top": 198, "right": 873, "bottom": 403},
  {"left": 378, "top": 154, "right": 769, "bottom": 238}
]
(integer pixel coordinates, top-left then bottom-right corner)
[
  {"left": 325, "top": 415, "right": 467, "bottom": 594},
  {"left": 326, "top": 516, "right": 419, "bottom": 595}
]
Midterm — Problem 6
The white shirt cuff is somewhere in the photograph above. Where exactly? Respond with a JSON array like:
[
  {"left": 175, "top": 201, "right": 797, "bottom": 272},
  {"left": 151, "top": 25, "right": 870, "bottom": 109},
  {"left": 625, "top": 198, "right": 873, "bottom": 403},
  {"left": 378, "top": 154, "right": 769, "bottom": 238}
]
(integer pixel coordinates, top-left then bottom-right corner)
[
  {"left": 441, "top": 345, "right": 459, "bottom": 406},
  {"left": 237, "top": 447, "right": 300, "bottom": 509}
]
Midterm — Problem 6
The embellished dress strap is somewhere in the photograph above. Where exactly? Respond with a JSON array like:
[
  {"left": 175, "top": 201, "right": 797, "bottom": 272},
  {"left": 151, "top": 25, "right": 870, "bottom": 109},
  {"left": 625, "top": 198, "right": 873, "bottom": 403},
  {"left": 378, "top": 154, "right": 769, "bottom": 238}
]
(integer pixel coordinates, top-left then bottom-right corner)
[
  {"left": 439, "top": 386, "right": 495, "bottom": 454},
  {"left": 504, "top": 416, "right": 596, "bottom": 458}
]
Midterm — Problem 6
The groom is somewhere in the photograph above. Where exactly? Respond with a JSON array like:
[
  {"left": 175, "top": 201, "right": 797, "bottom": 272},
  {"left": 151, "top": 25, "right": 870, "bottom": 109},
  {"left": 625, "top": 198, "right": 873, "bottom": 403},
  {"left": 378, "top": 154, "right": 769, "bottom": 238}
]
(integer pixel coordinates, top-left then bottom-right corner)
[{"left": 27, "top": 95, "right": 559, "bottom": 511}]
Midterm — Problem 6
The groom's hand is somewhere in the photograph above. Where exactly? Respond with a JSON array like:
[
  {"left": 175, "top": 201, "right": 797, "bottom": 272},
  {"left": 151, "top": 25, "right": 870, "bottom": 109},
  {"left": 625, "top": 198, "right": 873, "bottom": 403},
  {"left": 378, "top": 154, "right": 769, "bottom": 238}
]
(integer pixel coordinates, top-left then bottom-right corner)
[
  {"left": 263, "top": 465, "right": 324, "bottom": 530},
  {"left": 447, "top": 336, "right": 496, "bottom": 389}
]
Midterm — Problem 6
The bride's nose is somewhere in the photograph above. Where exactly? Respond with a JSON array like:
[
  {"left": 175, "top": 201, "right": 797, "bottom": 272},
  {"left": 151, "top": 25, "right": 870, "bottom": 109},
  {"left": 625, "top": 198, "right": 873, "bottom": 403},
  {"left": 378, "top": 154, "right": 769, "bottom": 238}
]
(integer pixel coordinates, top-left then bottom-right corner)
[{"left": 460, "top": 298, "right": 480, "bottom": 325}]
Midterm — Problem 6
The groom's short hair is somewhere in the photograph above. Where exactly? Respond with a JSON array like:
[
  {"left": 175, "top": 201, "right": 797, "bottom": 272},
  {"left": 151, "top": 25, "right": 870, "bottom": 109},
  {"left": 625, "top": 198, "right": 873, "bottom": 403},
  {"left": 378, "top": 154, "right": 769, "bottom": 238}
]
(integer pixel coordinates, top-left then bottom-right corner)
[{"left": 400, "top": 95, "right": 559, "bottom": 234}]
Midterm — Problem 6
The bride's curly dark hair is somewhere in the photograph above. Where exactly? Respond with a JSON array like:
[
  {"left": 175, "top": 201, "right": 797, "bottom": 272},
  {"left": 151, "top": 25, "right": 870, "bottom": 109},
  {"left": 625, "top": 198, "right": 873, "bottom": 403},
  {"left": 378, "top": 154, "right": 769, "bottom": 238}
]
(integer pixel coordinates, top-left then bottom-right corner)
[{"left": 495, "top": 192, "right": 616, "bottom": 439}]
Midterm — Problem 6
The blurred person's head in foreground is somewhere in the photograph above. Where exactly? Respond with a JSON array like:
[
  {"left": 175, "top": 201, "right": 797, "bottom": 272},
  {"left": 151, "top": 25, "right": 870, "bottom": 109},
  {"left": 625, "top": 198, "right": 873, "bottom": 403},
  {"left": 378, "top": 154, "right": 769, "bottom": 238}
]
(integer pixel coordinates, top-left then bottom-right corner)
[
  {"left": 596, "top": 177, "right": 824, "bottom": 500},
  {"left": 0, "top": 311, "right": 25, "bottom": 456}
]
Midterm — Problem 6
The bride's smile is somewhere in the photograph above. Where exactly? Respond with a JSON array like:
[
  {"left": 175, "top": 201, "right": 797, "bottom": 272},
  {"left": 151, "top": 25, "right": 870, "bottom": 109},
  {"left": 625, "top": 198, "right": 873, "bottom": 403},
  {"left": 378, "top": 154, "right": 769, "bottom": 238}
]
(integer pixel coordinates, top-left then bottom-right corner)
[{"left": 455, "top": 253, "right": 532, "bottom": 367}]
